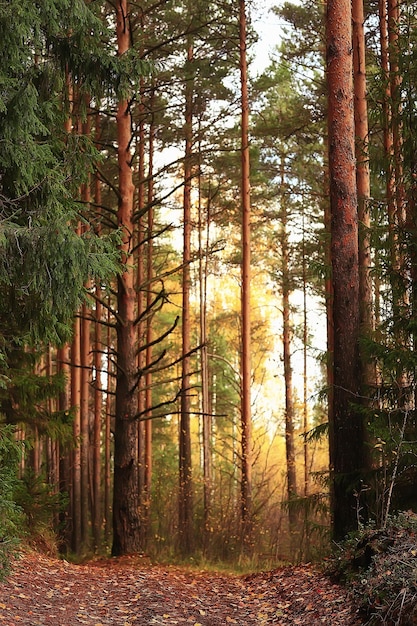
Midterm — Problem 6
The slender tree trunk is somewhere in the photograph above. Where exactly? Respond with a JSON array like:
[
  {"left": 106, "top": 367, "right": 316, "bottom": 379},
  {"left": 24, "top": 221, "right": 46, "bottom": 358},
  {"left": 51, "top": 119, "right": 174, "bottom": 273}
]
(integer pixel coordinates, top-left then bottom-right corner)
[
  {"left": 353, "top": 0, "right": 373, "bottom": 365},
  {"left": 112, "top": 0, "right": 141, "bottom": 556},
  {"left": 388, "top": 0, "right": 404, "bottom": 223},
  {"left": 71, "top": 292, "right": 82, "bottom": 553},
  {"left": 80, "top": 306, "right": 91, "bottom": 553},
  {"left": 353, "top": 0, "right": 375, "bottom": 485},
  {"left": 383, "top": 0, "right": 408, "bottom": 396},
  {"left": 136, "top": 82, "right": 146, "bottom": 525},
  {"left": 239, "top": 0, "right": 252, "bottom": 546},
  {"left": 379, "top": 0, "right": 395, "bottom": 231},
  {"left": 280, "top": 163, "right": 298, "bottom": 535},
  {"left": 143, "top": 99, "right": 155, "bottom": 542},
  {"left": 92, "top": 118, "right": 103, "bottom": 551},
  {"left": 104, "top": 307, "right": 113, "bottom": 545},
  {"left": 199, "top": 160, "right": 212, "bottom": 541},
  {"left": 46, "top": 347, "right": 60, "bottom": 530},
  {"left": 326, "top": 0, "right": 365, "bottom": 540},
  {"left": 58, "top": 343, "right": 71, "bottom": 550},
  {"left": 302, "top": 215, "right": 309, "bottom": 498},
  {"left": 80, "top": 108, "right": 92, "bottom": 550},
  {"left": 179, "top": 39, "right": 194, "bottom": 556}
]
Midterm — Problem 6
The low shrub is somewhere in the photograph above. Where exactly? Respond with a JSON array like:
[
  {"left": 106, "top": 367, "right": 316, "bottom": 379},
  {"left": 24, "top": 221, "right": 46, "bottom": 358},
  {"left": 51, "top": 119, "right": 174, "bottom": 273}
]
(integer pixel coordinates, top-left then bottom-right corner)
[{"left": 327, "top": 512, "right": 417, "bottom": 625}]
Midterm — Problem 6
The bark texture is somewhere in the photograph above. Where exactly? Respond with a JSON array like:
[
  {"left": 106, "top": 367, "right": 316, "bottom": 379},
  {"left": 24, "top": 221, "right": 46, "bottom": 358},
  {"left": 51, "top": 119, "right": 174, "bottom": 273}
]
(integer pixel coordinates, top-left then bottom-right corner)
[
  {"left": 326, "top": 0, "right": 365, "bottom": 540},
  {"left": 112, "top": 0, "right": 141, "bottom": 555}
]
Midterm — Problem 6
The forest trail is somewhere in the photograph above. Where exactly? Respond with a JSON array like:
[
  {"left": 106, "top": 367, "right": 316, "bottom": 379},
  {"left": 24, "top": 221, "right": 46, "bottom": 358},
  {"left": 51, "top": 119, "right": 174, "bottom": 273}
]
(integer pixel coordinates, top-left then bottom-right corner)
[{"left": 0, "top": 552, "right": 362, "bottom": 625}]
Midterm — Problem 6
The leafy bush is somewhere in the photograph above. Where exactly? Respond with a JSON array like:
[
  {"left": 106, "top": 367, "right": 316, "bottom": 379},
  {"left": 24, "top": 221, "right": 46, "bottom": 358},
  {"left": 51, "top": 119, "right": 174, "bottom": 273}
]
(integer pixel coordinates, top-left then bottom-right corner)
[{"left": 327, "top": 512, "right": 417, "bottom": 625}]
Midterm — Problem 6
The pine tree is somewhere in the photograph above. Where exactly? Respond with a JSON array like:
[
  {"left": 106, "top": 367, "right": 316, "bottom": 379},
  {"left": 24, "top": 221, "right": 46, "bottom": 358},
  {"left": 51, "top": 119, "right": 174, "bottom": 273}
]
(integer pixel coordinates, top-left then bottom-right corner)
[{"left": 326, "top": 0, "right": 365, "bottom": 540}]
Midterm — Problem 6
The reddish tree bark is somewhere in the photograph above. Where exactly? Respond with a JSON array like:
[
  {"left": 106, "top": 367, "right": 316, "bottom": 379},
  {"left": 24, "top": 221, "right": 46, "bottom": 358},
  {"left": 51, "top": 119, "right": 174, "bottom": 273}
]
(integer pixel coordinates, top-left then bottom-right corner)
[
  {"left": 352, "top": 0, "right": 373, "bottom": 347},
  {"left": 326, "top": 0, "right": 365, "bottom": 540},
  {"left": 112, "top": 0, "right": 142, "bottom": 556},
  {"left": 92, "top": 114, "right": 103, "bottom": 551},
  {"left": 71, "top": 285, "right": 82, "bottom": 553}
]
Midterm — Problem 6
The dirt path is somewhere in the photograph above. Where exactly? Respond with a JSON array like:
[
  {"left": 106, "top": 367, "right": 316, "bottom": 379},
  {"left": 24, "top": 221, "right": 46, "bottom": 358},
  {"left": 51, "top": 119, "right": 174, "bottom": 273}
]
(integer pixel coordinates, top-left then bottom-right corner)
[{"left": 0, "top": 552, "right": 362, "bottom": 625}]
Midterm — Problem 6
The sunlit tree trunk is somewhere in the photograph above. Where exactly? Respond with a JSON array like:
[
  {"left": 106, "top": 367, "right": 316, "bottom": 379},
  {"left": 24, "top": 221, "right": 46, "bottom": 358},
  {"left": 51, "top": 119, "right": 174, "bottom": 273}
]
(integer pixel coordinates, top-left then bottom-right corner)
[
  {"left": 279, "top": 162, "right": 298, "bottom": 532},
  {"left": 239, "top": 0, "right": 252, "bottom": 546},
  {"left": 112, "top": 0, "right": 141, "bottom": 556},
  {"left": 326, "top": 0, "right": 365, "bottom": 540},
  {"left": 301, "top": 214, "right": 309, "bottom": 498}
]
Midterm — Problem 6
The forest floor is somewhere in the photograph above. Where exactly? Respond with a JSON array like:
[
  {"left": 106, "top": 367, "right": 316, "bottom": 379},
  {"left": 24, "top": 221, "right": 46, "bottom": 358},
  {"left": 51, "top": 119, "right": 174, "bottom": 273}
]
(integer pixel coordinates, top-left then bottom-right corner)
[{"left": 0, "top": 551, "right": 364, "bottom": 625}]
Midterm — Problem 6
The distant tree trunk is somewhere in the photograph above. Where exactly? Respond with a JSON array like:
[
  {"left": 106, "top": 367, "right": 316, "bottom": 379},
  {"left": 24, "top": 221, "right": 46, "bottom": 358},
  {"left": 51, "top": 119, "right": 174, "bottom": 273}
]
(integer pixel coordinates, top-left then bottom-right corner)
[
  {"left": 388, "top": 0, "right": 404, "bottom": 223},
  {"left": 112, "top": 0, "right": 141, "bottom": 556},
  {"left": 279, "top": 163, "right": 298, "bottom": 534},
  {"left": 80, "top": 107, "right": 92, "bottom": 550},
  {"left": 323, "top": 136, "right": 334, "bottom": 471},
  {"left": 46, "top": 347, "right": 60, "bottom": 530},
  {"left": 381, "top": 0, "right": 407, "bottom": 394},
  {"left": 80, "top": 291, "right": 91, "bottom": 551},
  {"left": 326, "top": 0, "right": 365, "bottom": 540},
  {"left": 353, "top": 0, "right": 374, "bottom": 484},
  {"left": 239, "top": 0, "right": 252, "bottom": 545},
  {"left": 59, "top": 75, "right": 73, "bottom": 552},
  {"left": 143, "top": 101, "right": 155, "bottom": 542},
  {"left": 352, "top": 0, "right": 373, "bottom": 368},
  {"left": 104, "top": 307, "right": 113, "bottom": 545},
  {"left": 379, "top": 0, "right": 395, "bottom": 229},
  {"left": 179, "top": 38, "right": 194, "bottom": 556},
  {"left": 92, "top": 287, "right": 102, "bottom": 552},
  {"left": 71, "top": 288, "right": 82, "bottom": 553},
  {"left": 199, "top": 162, "right": 212, "bottom": 541},
  {"left": 58, "top": 343, "right": 71, "bottom": 550},
  {"left": 301, "top": 214, "right": 309, "bottom": 498},
  {"left": 92, "top": 117, "right": 103, "bottom": 551},
  {"left": 136, "top": 84, "right": 146, "bottom": 523}
]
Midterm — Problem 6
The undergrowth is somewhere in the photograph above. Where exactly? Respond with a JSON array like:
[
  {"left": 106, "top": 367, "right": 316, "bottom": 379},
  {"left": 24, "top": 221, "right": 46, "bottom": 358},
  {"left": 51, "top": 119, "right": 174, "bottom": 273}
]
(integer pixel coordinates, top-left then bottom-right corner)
[{"left": 326, "top": 511, "right": 417, "bottom": 625}]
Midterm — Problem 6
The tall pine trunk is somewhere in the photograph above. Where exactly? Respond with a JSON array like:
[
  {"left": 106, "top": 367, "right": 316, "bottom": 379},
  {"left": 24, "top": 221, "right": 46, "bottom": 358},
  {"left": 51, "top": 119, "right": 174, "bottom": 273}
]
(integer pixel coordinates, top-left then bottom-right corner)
[
  {"left": 112, "top": 0, "right": 141, "bottom": 556},
  {"left": 326, "top": 0, "right": 365, "bottom": 540}
]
